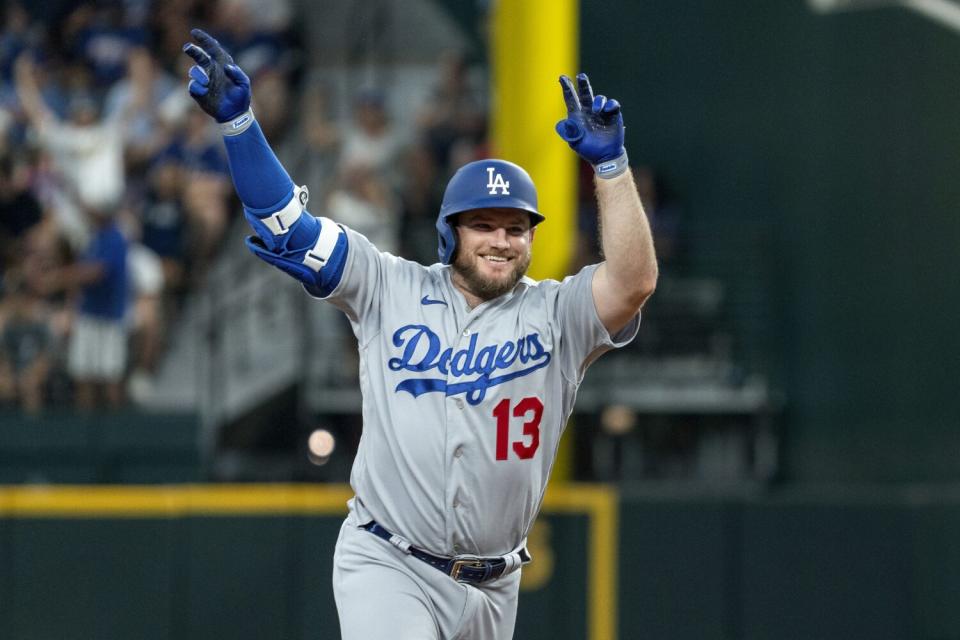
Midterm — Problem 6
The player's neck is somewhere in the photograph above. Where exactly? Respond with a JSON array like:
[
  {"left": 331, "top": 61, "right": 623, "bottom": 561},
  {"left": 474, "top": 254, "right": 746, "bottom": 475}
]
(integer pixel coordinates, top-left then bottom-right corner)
[{"left": 451, "top": 277, "right": 486, "bottom": 310}]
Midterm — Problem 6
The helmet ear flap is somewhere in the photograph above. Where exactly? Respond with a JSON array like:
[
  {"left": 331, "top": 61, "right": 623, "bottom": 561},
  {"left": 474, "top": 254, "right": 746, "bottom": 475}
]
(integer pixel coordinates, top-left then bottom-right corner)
[
  {"left": 448, "top": 215, "right": 460, "bottom": 262},
  {"left": 436, "top": 214, "right": 458, "bottom": 264}
]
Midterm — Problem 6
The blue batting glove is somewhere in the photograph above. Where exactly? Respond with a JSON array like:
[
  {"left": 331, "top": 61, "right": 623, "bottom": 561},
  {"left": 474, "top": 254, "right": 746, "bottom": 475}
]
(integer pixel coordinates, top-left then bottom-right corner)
[
  {"left": 182, "top": 28, "right": 251, "bottom": 123},
  {"left": 555, "top": 73, "right": 628, "bottom": 178}
]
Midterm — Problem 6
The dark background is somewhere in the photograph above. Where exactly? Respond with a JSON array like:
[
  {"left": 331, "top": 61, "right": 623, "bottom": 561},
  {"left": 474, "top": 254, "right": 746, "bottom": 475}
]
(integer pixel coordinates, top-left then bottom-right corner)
[
  {"left": 576, "top": 0, "right": 960, "bottom": 483},
  {"left": 4, "top": 1, "right": 960, "bottom": 638}
]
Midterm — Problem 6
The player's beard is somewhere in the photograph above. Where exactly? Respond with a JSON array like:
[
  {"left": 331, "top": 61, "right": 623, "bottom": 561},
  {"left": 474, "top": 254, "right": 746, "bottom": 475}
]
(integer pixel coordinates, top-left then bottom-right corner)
[{"left": 453, "top": 249, "right": 532, "bottom": 301}]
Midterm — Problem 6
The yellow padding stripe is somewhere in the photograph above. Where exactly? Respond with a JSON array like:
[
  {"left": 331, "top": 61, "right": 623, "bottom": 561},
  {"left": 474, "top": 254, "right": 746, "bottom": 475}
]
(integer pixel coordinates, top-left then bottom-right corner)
[
  {"left": 491, "top": 0, "right": 578, "bottom": 283},
  {"left": 0, "top": 483, "right": 617, "bottom": 640},
  {"left": 543, "top": 484, "right": 619, "bottom": 640},
  {"left": 0, "top": 484, "right": 354, "bottom": 517}
]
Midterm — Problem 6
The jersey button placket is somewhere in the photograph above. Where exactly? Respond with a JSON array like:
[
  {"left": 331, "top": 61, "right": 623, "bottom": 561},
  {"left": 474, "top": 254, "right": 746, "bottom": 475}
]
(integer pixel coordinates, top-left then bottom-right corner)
[{"left": 447, "top": 325, "right": 472, "bottom": 550}]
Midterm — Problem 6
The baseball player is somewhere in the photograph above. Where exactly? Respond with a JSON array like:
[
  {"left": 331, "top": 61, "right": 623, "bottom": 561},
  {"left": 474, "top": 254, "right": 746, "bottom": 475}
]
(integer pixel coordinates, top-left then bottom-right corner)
[{"left": 183, "top": 28, "right": 657, "bottom": 640}]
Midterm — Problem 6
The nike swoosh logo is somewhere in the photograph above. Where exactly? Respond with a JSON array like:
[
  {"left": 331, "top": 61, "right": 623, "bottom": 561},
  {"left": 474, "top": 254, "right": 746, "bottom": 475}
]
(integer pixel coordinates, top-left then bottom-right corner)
[{"left": 421, "top": 295, "right": 447, "bottom": 306}]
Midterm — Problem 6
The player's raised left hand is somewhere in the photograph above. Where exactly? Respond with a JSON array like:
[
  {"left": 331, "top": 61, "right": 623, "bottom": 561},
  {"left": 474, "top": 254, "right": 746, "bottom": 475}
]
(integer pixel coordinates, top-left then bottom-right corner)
[
  {"left": 182, "top": 28, "right": 251, "bottom": 123},
  {"left": 555, "top": 73, "right": 627, "bottom": 176}
]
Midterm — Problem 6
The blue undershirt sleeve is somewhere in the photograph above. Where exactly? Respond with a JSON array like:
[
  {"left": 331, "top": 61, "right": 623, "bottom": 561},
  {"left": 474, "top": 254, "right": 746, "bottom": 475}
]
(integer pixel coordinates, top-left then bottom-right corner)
[
  {"left": 222, "top": 120, "right": 294, "bottom": 211},
  {"left": 220, "top": 113, "right": 346, "bottom": 292}
]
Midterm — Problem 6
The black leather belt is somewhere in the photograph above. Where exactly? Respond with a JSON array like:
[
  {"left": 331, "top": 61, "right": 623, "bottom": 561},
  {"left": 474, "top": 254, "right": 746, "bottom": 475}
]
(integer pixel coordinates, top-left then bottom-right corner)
[{"left": 362, "top": 521, "right": 529, "bottom": 585}]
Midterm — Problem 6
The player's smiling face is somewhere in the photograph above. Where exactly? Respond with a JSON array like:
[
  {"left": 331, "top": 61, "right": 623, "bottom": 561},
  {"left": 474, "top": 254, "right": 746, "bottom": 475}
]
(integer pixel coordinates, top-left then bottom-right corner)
[{"left": 451, "top": 208, "right": 535, "bottom": 304}]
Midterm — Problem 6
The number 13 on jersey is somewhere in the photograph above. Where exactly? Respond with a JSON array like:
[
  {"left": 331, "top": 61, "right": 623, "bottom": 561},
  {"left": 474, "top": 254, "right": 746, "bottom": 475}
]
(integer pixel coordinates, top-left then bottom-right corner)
[{"left": 492, "top": 397, "right": 544, "bottom": 460}]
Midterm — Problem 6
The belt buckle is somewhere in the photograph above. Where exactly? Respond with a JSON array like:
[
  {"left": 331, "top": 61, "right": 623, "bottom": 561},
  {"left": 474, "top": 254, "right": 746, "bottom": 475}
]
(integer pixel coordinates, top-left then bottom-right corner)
[{"left": 450, "top": 557, "right": 485, "bottom": 582}]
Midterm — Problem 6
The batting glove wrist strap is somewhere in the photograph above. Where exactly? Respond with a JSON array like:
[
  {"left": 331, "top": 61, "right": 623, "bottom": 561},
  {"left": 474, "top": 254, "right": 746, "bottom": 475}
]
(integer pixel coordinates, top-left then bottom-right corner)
[
  {"left": 219, "top": 108, "right": 255, "bottom": 136},
  {"left": 594, "top": 150, "right": 629, "bottom": 179}
]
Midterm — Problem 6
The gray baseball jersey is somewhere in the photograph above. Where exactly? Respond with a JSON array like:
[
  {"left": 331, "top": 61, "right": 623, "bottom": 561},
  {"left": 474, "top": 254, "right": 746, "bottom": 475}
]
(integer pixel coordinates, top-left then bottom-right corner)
[{"left": 318, "top": 227, "right": 640, "bottom": 558}]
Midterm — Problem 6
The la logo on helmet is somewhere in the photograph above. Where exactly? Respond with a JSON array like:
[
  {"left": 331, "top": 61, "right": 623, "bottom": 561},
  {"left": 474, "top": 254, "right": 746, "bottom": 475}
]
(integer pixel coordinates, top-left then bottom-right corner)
[{"left": 486, "top": 167, "right": 510, "bottom": 195}]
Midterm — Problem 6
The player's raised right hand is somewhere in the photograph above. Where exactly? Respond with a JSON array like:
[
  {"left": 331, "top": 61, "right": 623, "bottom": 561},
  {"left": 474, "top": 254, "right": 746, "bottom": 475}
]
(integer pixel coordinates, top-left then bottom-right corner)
[
  {"left": 182, "top": 28, "right": 251, "bottom": 123},
  {"left": 555, "top": 73, "right": 627, "bottom": 177}
]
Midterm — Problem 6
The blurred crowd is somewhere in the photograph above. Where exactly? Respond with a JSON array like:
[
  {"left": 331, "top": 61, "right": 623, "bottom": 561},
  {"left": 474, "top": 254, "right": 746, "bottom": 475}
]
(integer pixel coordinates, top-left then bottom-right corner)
[
  {"left": 0, "top": 0, "right": 683, "bottom": 417},
  {"left": 0, "top": 0, "right": 495, "bottom": 414}
]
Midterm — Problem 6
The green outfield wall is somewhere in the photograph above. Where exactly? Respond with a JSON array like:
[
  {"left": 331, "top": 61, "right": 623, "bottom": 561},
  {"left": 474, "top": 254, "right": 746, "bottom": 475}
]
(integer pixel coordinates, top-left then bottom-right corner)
[
  {"left": 0, "top": 485, "right": 612, "bottom": 640},
  {"left": 2, "top": 484, "right": 959, "bottom": 640},
  {"left": 579, "top": 0, "right": 960, "bottom": 483},
  {"left": 0, "top": 412, "right": 201, "bottom": 484}
]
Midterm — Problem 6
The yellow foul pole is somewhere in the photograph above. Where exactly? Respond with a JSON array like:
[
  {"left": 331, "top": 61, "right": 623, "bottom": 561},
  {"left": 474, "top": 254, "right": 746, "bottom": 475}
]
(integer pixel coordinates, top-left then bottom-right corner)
[{"left": 490, "top": 0, "right": 578, "bottom": 282}]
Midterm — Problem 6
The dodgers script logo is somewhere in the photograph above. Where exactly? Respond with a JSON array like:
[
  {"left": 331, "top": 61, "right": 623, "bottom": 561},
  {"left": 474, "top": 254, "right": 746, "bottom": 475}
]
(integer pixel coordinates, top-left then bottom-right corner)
[
  {"left": 388, "top": 324, "right": 550, "bottom": 404},
  {"left": 486, "top": 167, "right": 510, "bottom": 195}
]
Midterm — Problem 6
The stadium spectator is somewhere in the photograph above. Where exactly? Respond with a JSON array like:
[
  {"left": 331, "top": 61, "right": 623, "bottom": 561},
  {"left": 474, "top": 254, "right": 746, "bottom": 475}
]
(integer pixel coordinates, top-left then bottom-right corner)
[
  {"left": 0, "top": 3, "right": 41, "bottom": 107},
  {"left": 125, "top": 241, "right": 165, "bottom": 404},
  {"left": 280, "top": 78, "right": 342, "bottom": 202},
  {"left": 326, "top": 161, "right": 401, "bottom": 256},
  {"left": 147, "top": 1, "right": 216, "bottom": 72},
  {"left": 37, "top": 206, "right": 129, "bottom": 410},
  {"left": 0, "top": 271, "right": 53, "bottom": 414},
  {"left": 416, "top": 49, "right": 486, "bottom": 173},
  {"left": 339, "top": 88, "right": 405, "bottom": 179},
  {"left": 104, "top": 46, "right": 179, "bottom": 173},
  {"left": 211, "top": 0, "right": 293, "bottom": 80},
  {"left": 250, "top": 65, "right": 294, "bottom": 142},
  {"left": 60, "top": 1, "right": 147, "bottom": 88},
  {"left": 168, "top": 107, "right": 231, "bottom": 272},
  {"left": 136, "top": 148, "right": 188, "bottom": 293},
  {"left": 397, "top": 142, "right": 443, "bottom": 266},
  {"left": 0, "top": 153, "right": 44, "bottom": 265},
  {"left": 14, "top": 47, "right": 152, "bottom": 246},
  {"left": 15, "top": 52, "right": 124, "bottom": 216}
]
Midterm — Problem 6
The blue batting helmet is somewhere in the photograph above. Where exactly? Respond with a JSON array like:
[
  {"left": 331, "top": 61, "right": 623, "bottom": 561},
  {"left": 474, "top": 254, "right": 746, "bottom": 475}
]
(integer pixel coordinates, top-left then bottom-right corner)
[{"left": 436, "top": 159, "right": 545, "bottom": 264}]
